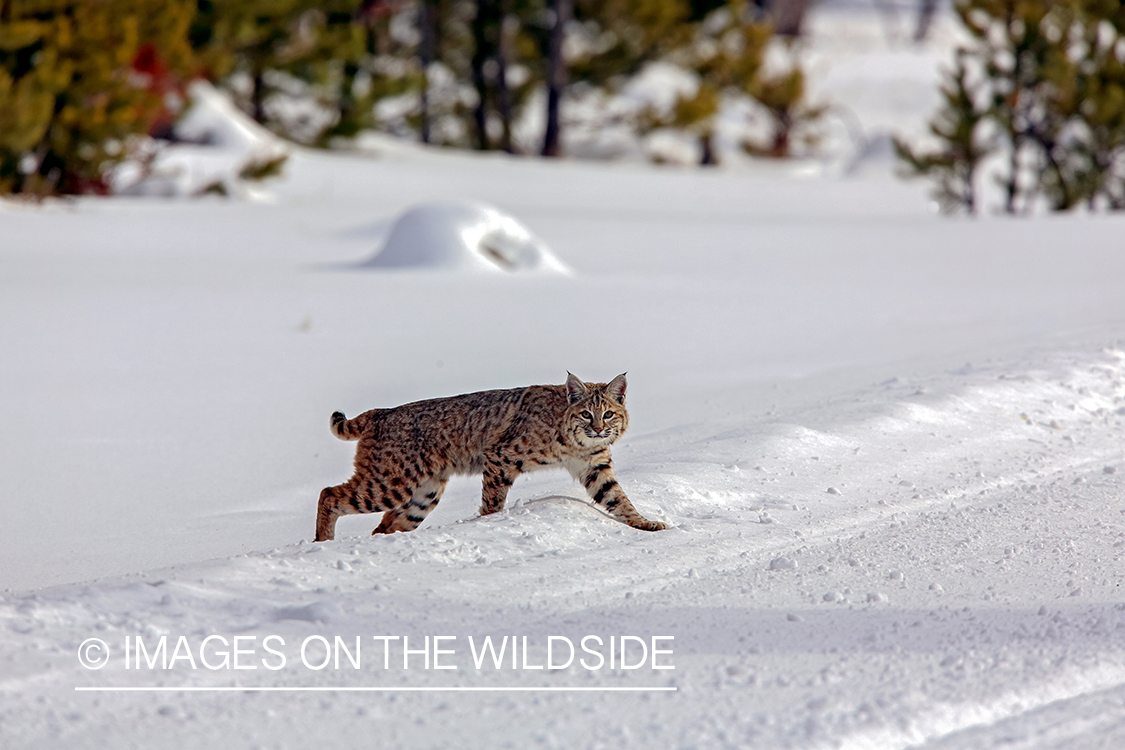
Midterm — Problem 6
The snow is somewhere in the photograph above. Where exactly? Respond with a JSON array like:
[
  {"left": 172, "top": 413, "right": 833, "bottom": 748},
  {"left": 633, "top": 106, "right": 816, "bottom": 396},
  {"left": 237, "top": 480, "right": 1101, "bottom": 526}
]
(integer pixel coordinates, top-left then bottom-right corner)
[
  {"left": 3, "top": 4, "right": 1125, "bottom": 749},
  {"left": 361, "top": 202, "right": 570, "bottom": 274},
  {"left": 114, "top": 80, "right": 290, "bottom": 198}
]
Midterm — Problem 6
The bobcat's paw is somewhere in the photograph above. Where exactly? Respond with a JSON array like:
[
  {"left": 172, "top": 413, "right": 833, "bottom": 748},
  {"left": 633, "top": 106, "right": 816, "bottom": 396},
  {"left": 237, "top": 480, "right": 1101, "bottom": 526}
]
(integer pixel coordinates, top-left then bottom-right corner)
[{"left": 635, "top": 520, "right": 668, "bottom": 531}]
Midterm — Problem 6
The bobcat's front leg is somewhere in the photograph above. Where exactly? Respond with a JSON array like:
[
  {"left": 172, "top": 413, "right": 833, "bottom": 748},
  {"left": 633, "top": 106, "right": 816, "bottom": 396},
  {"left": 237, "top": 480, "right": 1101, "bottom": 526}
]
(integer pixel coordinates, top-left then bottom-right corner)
[
  {"left": 480, "top": 454, "right": 519, "bottom": 516},
  {"left": 576, "top": 454, "right": 666, "bottom": 531}
]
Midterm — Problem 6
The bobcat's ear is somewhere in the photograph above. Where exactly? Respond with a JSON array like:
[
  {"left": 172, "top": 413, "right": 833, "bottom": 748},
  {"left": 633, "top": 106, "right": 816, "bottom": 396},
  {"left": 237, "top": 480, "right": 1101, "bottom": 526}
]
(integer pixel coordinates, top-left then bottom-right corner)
[
  {"left": 566, "top": 372, "right": 588, "bottom": 404},
  {"left": 606, "top": 373, "right": 627, "bottom": 404}
]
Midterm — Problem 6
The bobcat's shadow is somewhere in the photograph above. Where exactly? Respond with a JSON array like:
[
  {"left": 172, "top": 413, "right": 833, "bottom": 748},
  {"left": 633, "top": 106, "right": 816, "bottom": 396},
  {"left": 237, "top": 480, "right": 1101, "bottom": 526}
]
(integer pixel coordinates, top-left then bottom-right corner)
[{"left": 517, "top": 494, "right": 589, "bottom": 509}]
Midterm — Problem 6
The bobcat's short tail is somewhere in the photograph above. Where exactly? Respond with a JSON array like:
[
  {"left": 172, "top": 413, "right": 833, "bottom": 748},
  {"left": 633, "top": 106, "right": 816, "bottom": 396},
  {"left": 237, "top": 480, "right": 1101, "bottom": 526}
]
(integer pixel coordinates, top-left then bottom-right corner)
[{"left": 330, "top": 411, "right": 370, "bottom": 440}]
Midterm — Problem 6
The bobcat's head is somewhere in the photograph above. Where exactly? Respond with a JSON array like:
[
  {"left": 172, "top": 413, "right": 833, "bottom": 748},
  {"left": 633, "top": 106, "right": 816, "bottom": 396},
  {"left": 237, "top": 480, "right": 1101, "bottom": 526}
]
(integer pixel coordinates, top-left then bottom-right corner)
[{"left": 564, "top": 372, "right": 629, "bottom": 448}]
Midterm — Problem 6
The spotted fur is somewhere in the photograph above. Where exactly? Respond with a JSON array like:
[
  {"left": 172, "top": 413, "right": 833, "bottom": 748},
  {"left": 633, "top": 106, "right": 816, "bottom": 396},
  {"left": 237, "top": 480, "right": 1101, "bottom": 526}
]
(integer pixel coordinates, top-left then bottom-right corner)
[{"left": 314, "top": 373, "right": 666, "bottom": 541}]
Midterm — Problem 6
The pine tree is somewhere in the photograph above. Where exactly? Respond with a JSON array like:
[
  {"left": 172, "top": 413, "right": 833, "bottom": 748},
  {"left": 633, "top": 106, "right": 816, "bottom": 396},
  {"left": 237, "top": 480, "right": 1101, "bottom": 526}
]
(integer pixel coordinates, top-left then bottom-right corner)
[
  {"left": 0, "top": 7, "right": 64, "bottom": 193},
  {"left": 1, "top": 0, "right": 194, "bottom": 196},
  {"left": 894, "top": 50, "right": 991, "bottom": 213},
  {"left": 296, "top": 2, "right": 418, "bottom": 146},
  {"left": 649, "top": 1, "right": 822, "bottom": 163},
  {"left": 191, "top": 0, "right": 305, "bottom": 125},
  {"left": 569, "top": 0, "right": 692, "bottom": 85},
  {"left": 1069, "top": 0, "right": 1125, "bottom": 208},
  {"left": 897, "top": 0, "right": 1125, "bottom": 214},
  {"left": 741, "top": 45, "right": 826, "bottom": 158}
]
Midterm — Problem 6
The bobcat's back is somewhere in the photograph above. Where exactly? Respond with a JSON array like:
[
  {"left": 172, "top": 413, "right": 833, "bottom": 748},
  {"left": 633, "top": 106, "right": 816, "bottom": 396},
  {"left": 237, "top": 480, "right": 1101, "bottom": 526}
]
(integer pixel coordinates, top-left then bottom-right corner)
[{"left": 337, "top": 385, "right": 559, "bottom": 470}]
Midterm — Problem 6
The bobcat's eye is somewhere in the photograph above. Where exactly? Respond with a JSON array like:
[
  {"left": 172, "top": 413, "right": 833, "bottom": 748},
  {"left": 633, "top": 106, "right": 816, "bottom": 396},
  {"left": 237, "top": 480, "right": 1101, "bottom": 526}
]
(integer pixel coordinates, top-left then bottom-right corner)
[
  {"left": 602, "top": 411, "right": 613, "bottom": 419},
  {"left": 580, "top": 410, "right": 592, "bottom": 420}
]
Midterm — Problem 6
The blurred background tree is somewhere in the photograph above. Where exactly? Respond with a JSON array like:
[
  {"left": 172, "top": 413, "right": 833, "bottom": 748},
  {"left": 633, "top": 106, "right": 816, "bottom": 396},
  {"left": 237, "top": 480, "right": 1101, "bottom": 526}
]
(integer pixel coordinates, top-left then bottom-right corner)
[
  {"left": 893, "top": 49, "right": 991, "bottom": 213},
  {"left": 1, "top": 0, "right": 194, "bottom": 196},
  {"left": 641, "top": 0, "right": 823, "bottom": 164},
  {"left": 189, "top": 0, "right": 420, "bottom": 146},
  {"left": 1, "top": 0, "right": 838, "bottom": 197},
  {"left": 895, "top": 0, "right": 1125, "bottom": 214}
]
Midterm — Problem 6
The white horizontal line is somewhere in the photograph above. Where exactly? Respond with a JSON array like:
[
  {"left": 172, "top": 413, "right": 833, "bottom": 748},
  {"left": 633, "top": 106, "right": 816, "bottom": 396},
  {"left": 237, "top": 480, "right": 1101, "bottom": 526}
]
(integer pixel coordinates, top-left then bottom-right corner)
[{"left": 75, "top": 686, "right": 677, "bottom": 693}]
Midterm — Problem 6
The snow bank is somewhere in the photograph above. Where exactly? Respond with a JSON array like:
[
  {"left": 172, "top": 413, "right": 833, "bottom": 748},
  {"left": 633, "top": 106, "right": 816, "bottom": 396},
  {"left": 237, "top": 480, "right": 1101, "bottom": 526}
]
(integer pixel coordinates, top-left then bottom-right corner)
[
  {"left": 6, "top": 5, "right": 1125, "bottom": 748},
  {"left": 174, "top": 80, "right": 288, "bottom": 158},
  {"left": 361, "top": 202, "right": 571, "bottom": 275},
  {"left": 114, "top": 81, "right": 290, "bottom": 198}
]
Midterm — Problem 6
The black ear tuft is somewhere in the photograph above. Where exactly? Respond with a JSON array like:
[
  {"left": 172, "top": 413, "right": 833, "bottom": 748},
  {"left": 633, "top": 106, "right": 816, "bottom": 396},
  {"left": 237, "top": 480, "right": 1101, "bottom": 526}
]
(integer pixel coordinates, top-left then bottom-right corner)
[
  {"left": 566, "top": 372, "right": 588, "bottom": 404},
  {"left": 606, "top": 373, "right": 627, "bottom": 404}
]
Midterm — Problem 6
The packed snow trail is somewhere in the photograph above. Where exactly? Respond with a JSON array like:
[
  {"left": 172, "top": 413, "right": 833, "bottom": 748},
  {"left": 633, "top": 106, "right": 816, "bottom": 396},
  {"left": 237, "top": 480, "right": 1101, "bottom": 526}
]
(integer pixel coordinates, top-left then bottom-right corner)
[
  {"left": 4, "top": 4, "right": 1125, "bottom": 743},
  {"left": 1, "top": 345, "right": 1123, "bottom": 749}
]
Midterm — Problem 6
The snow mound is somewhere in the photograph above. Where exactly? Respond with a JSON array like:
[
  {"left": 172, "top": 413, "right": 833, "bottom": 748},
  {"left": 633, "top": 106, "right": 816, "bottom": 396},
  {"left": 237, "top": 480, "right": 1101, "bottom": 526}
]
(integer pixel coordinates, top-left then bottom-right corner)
[
  {"left": 361, "top": 202, "right": 571, "bottom": 275},
  {"left": 175, "top": 80, "right": 288, "bottom": 157},
  {"left": 114, "top": 80, "right": 290, "bottom": 198}
]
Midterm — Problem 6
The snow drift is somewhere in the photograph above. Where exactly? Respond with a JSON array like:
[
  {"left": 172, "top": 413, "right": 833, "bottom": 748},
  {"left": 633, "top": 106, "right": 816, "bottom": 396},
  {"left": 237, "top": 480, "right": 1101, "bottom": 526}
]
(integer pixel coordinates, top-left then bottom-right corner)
[
  {"left": 4, "top": 4, "right": 1125, "bottom": 750},
  {"left": 114, "top": 80, "right": 290, "bottom": 198},
  {"left": 360, "top": 202, "right": 571, "bottom": 275}
]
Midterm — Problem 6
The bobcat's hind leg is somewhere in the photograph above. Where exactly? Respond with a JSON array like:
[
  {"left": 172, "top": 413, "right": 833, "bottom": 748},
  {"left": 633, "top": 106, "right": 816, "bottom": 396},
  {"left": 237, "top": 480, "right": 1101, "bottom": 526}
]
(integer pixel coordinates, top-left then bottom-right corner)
[
  {"left": 373, "top": 477, "right": 448, "bottom": 534},
  {"left": 315, "top": 478, "right": 405, "bottom": 542}
]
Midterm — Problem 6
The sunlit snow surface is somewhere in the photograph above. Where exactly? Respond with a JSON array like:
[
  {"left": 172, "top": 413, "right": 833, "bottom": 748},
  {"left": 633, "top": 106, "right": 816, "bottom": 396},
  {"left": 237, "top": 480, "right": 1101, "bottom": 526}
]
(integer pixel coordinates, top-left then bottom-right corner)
[
  {"left": 361, "top": 202, "right": 570, "bottom": 274},
  {"left": 115, "top": 80, "right": 290, "bottom": 198},
  {"left": 3, "top": 5, "right": 1125, "bottom": 750}
]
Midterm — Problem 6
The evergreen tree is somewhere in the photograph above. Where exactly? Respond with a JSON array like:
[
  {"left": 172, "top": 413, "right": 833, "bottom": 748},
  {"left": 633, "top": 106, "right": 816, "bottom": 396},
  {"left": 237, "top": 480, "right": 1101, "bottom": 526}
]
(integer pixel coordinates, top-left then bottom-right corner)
[
  {"left": 0, "top": 0, "right": 195, "bottom": 196},
  {"left": 740, "top": 44, "right": 825, "bottom": 158},
  {"left": 894, "top": 50, "right": 991, "bottom": 213},
  {"left": 193, "top": 1, "right": 424, "bottom": 146},
  {"left": 647, "top": 1, "right": 822, "bottom": 163},
  {"left": 569, "top": 0, "right": 692, "bottom": 86},
  {"left": 1069, "top": 0, "right": 1125, "bottom": 208},
  {"left": 644, "top": 2, "right": 768, "bottom": 164},
  {"left": 190, "top": 0, "right": 303, "bottom": 125},
  {"left": 897, "top": 0, "right": 1125, "bottom": 214},
  {"left": 298, "top": 1, "right": 419, "bottom": 146}
]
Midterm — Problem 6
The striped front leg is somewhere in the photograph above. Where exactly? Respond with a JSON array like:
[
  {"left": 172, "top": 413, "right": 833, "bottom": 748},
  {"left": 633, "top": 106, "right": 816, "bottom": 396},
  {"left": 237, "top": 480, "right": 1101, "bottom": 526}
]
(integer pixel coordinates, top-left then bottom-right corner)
[{"left": 576, "top": 454, "right": 666, "bottom": 531}]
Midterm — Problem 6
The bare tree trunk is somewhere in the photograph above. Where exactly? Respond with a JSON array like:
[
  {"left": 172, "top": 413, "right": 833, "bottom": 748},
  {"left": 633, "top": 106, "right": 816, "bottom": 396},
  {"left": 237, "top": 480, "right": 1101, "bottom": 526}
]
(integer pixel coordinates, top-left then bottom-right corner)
[
  {"left": 700, "top": 132, "right": 717, "bottom": 166},
  {"left": 771, "top": 113, "right": 791, "bottom": 158},
  {"left": 769, "top": 0, "right": 809, "bottom": 37},
  {"left": 496, "top": 7, "right": 514, "bottom": 153},
  {"left": 471, "top": 0, "right": 490, "bottom": 150},
  {"left": 251, "top": 67, "right": 267, "bottom": 124},
  {"left": 418, "top": 0, "right": 436, "bottom": 145},
  {"left": 541, "top": 0, "right": 570, "bottom": 157},
  {"left": 1005, "top": 132, "right": 1021, "bottom": 214},
  {"left": 914, "top": 0, "right": 938, "bottom": 42}
]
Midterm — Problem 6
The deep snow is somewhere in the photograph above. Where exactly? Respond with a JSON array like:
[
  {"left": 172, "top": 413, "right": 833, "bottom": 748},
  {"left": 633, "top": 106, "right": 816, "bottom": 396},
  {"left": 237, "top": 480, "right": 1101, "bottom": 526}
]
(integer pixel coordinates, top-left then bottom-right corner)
[
  {"left": 360, "top": 202, "right": 570, "bottom": 274},
  {"left": 2, "top": 4, "right": 1125, "bottom": 749}
]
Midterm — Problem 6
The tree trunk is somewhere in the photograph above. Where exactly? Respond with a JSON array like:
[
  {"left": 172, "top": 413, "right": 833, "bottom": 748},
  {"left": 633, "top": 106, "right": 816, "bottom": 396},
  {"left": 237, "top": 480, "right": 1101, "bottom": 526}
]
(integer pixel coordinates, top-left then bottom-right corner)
[
  {"left": 541, "top": 0, "right": 570, "bottom": 157},
  {"left": 496, "top": 7, "right": 514, "bottom": 153},
  {"left": 251, "top": 67, "right": 267, "bottom": 124},
  {"left": 771, "top": 111, "right": 792, "bottom": 158},
  {"left": 700, "top": 131, "right": 717, "bottom": 166},
  {"left": 471, "top": 0, "right": 490, "bottom": 150},
  {"left": 914, "top": 0, "right": 938, "bottom": 42},
  {"left": 417, "top": 0, "right": 436, "bottom": 145},
  {"left": 769, "top": 0, "right": 809, "bottom": 38},
  {"left": 1004, "top": 134, "right": 1020, "bottom": 214}
]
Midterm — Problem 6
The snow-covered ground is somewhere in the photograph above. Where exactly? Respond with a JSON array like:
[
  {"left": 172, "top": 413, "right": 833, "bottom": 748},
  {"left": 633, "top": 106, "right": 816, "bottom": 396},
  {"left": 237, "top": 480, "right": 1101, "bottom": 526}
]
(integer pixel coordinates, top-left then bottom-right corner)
[{"left": 3, "top": 4, "right": 1125, "bottom": 749}]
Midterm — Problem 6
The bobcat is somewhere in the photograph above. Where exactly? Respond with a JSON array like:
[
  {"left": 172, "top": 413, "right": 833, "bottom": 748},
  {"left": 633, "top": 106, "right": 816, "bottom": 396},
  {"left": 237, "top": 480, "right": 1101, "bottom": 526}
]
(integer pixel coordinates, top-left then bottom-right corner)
[{"left": 314, "top": 373, "right": 666, "bottom": 541}]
